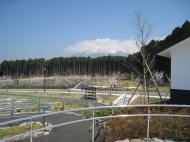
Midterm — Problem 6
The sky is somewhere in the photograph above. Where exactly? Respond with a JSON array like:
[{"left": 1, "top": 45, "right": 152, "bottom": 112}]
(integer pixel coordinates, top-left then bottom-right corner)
[{"left": 0, "top": 0, "right": 190, "bottom": 61}]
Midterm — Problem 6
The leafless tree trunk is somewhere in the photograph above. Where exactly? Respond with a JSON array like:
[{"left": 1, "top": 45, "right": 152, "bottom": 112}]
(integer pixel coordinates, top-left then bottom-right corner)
[{"left": 134, "top": 12, "right": 162, "bottom": 103}]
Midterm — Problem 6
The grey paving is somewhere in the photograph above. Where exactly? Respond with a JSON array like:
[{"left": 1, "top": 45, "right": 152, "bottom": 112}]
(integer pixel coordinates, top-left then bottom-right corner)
[{"left": 12, "top": 113, "right": 103, "bottom": 142}]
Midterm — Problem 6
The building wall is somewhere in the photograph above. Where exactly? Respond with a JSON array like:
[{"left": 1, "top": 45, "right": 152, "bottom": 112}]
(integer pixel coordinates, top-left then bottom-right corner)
[
  {"left": 170, "top": 38, "right": 190, "bottom": 104},
  {"left": 171, "top": 38, "right": 190, "bottom": 90}
]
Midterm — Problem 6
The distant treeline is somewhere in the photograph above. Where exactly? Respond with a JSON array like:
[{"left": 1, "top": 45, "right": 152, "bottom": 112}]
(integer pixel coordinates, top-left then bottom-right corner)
[
  {"left": 0, "top": 20, "right": 189, "bottom": 78},
  {"left": 0, "top": 56, "right": 126, "bottom": 77}
]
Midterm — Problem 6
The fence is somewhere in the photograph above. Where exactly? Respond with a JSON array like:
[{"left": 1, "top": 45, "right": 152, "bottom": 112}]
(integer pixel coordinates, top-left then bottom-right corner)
[
  {"left": 0, "top": 95, "right": 88, "bottom": 120},
  {"left": 0, "top": 104, "right": 190, "bottom": 142}
]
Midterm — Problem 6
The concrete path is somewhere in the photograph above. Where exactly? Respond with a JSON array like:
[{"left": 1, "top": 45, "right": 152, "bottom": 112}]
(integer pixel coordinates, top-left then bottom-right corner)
[
  {"left": 0, "top": 89, "right": 169, "bottom": 97},
  {"left": 11, "top": 113, "right": 103, "bottom": 142}
]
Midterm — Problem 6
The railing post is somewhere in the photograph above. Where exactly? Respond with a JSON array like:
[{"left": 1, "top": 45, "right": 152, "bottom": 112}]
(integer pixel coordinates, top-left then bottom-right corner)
[
  {"left": 147, "top": 106, "right": 150, "bottom": 139},
  {"left": 11, "top": 99, "right": 15, "bottom": 117},
  {"left": 92, "top": 109, "right": 95, "bottom": 142},
  {"left": 103, "top": 123, "right": 106, "bottom": 142},
  {"left": 30, "top": 117, "right": 33, "bottom": 142},
  {"left": 63, "top": 99, "right": 65, "bottom": 110},
  {"left": 43, "top": 104, "right": 46, "bottom": 127},
  {"left": 38, "top": 95, "right": 41, "bottom": 113}
]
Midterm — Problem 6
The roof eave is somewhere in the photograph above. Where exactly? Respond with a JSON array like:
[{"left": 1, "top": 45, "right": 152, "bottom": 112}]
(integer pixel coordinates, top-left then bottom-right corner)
[
  {"left": 157, "top": 33, "right": 190, "bottom": 58},
  {"left": 157, "top": 48, "right": 171, "bottom": 58}
]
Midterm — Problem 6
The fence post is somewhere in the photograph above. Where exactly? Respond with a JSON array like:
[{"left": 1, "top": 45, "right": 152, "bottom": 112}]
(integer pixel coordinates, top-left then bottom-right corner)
[
  {"left": 30, "top": 117, "right": 33, "bottom": 142},
  {"left": 43, "top": 104, "right": 46, "bottom": 127},
  {"left": 62, "top": 99, "right": 65, "bottom": 110},
  {"left": 147, "top": 106, "right": 150, "bottom": 139},
  {"left": 92, "top": 109, "right": 95, "bottom": 142},
  {"left": 11, "top": 99, "right": 15, "bottom": 117},
  {"left": 38, "top": 95, "right": 41, "bottom": 113},
  {"left": 103, "top": 123, "right": 106, "bottom": 142}
]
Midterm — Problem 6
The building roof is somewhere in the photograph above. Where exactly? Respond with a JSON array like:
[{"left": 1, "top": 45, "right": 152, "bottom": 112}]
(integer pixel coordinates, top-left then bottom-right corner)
[{"left": 157, "top": 33, "right": 190, "bottom": 58}]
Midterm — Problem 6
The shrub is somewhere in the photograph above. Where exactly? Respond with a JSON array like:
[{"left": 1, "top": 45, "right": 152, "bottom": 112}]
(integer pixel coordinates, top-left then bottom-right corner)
[{"left": 105, "top": 107, "right": 190, "bottom": 142}]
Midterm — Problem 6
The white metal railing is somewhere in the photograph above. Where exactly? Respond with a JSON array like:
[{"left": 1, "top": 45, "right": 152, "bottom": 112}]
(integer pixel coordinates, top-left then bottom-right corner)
[{"left": 0, "top": 104, "right": 190, "bottom": 142}]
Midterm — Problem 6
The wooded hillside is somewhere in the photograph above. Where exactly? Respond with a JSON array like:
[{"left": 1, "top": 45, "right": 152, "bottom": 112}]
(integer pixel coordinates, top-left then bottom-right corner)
[{"left": 0, "top": 20, "right": 189, "bottom": 78}]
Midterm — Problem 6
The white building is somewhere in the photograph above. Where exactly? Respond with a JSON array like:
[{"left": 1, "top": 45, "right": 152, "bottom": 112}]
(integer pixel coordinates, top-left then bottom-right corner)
[{"left": 158, "top": 36, "right": 190, "bottom": 104}]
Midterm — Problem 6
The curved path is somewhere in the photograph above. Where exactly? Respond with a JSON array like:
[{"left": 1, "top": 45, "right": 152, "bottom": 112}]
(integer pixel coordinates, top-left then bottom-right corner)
[{"left": 12, "top": 113, "right": 103, "bottom": 142}]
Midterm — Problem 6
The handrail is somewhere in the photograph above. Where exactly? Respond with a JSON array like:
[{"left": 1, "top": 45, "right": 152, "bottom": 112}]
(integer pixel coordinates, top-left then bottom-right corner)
[
  {"left": 0, "top": 104, "right": 190, "bottom": 127},
  {"left": 2, "top": 112, "right": 190, "bottom": 141}
]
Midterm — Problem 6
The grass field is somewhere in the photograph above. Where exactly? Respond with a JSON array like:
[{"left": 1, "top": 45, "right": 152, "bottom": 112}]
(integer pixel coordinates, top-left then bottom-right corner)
[{"left": 0, "top": 122, "right": 42, "bottom": 138}]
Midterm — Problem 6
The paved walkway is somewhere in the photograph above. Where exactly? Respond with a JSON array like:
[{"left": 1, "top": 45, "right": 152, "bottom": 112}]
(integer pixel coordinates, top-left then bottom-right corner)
[
  {"left": 12, "top": 113, "right": 103, "bottom": 142},
  {"left": 0, "top": 89, "right": 169, "bottom": 97}
]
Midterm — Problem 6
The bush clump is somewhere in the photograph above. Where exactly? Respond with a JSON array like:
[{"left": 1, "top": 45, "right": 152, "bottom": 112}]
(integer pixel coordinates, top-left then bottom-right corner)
[{"left": 105, "top": 107, "right": 190, "bottom": 142}]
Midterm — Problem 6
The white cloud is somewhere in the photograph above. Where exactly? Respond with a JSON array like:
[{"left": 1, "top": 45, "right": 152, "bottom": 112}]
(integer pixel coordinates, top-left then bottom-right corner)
[
  {"left": 64, "top": 38, "right": 139, "bottom": 57},
  {"left": 152, "top": 36, "right": 166, "bottom": 41}
]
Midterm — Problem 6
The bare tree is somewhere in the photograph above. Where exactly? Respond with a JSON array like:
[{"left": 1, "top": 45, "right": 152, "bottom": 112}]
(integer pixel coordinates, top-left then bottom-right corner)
[
  {"left": 135, "top": 12, "right": 162, "bottom": 103},
  {"left": 135, "top": 12, "right": 151, "bottom": 103}
]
